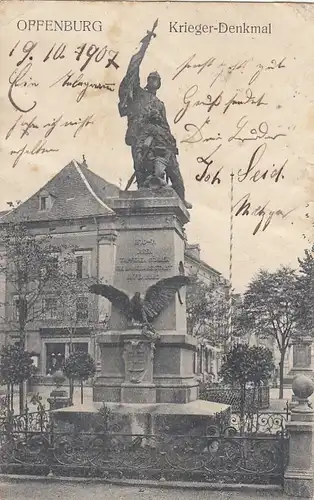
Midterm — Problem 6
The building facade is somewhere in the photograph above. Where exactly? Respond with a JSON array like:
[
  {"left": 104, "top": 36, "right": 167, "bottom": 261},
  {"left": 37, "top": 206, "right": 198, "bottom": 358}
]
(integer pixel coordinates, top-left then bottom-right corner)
[
  {"left": 184, "top": 244, "right": 228, "bottom": 381},
  {"left": 0, "top": 160, "right": 226, "bottom": 386}
]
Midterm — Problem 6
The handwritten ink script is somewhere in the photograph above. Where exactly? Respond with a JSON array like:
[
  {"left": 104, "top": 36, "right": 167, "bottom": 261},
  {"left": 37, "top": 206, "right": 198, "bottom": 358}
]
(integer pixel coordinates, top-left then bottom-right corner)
[
  {"left": 4, "top": 38, "right": 120, "bottom": 168},
  {"left": 6, "top": 114, "right": 94, "bottom": 168},
  {"left": 172, "top": 54, "right": 298, "bottom": 235},
  {"left": 1, "top": 14, "right": 309, "bottom": 244},
  {"left": 8, "top": 40, "right": 118, "bottom": 111}
]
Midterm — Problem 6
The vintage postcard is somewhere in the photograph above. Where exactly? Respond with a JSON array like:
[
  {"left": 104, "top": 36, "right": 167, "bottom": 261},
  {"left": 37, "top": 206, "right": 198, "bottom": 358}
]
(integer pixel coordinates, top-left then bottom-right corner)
[{"left": 0, "top": 1, "right": 313, "bottom": 497}]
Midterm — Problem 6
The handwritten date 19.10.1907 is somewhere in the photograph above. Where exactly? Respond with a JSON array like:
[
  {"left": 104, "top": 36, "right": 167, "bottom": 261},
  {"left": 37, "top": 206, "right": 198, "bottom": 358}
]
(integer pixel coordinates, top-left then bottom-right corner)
[{"left": 9, "top": 40, "right": 119, "bottom": 72}]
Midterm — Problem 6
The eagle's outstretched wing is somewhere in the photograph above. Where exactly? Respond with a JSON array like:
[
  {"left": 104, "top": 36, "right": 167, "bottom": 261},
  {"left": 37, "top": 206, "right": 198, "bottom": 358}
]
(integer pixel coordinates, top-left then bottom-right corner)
[
  {"left": 142, "top": 275, "right": 190, "bottom": 321},
  {"left": 89, "top": 284, "right": 130, "bottom": 314}
]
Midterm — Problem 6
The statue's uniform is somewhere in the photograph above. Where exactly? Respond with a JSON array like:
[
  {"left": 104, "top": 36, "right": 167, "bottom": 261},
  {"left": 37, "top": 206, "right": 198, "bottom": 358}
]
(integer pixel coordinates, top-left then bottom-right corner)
[{"left": 118, "top": 46, "right": 186, "bottom": 202}]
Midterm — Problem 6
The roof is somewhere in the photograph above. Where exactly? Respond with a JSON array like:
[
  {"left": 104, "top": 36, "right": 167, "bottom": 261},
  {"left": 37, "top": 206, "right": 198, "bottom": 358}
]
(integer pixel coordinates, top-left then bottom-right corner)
[
  {"left": 0, "top": 161, "right": 121, "bottom": 223},
  {"left": 185, "top": 247, "right": 222, "bottom": 278}
]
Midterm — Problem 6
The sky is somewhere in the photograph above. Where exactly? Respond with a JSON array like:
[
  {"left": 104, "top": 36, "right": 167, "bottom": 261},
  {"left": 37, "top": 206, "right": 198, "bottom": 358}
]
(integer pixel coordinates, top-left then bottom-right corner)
[{"left": 0, "top": 1, "right": 313, "bottom": 292}]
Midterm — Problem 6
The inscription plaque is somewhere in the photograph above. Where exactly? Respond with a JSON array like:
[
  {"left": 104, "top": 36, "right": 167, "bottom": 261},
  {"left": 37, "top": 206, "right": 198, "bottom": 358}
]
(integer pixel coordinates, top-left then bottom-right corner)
[{"left": 116, "top": 236, "right": 172, "bottom": 283}]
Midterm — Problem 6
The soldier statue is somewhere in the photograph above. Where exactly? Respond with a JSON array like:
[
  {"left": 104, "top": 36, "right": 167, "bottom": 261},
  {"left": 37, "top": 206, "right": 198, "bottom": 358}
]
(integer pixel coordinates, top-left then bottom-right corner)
[{"left": 118, "top": 20, "right": 192, "bottom": 209}]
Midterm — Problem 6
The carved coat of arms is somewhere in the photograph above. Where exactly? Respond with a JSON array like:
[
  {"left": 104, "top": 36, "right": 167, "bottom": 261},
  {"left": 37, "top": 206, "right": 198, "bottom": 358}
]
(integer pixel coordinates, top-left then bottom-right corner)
[{"left": 123, "top": 340, "right": 154, "bottom": 384}]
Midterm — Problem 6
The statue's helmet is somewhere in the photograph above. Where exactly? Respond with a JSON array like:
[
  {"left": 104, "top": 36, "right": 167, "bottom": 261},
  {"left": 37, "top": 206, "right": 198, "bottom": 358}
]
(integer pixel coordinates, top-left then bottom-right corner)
[
  {"left": 146, "top": 71, "right": 161, "bottom": 90},
  {"left": 148, "top": 71, "right": 161, "bottom": 79}
]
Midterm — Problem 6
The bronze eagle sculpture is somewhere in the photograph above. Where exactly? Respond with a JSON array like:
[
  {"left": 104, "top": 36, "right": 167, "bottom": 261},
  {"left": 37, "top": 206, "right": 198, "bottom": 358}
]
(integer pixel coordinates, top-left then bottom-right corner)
[{"left": 89, "top": 275, "right": 190, "bottom": 327}]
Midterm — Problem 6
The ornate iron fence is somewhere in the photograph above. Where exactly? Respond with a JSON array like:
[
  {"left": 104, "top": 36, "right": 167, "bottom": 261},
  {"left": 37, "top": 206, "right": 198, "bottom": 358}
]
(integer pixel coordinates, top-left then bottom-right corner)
[
  {"left": 0, "top": 419, "right": 289, "bottom": 485},
  {"left": 229, "top": 411, "right": 288, "bottom": 435},
  {"left": 0, "top": 406, "right": 51, "bottom": 434},
  {"left": 200, "top": 385, "right": 270, "bottom": 411}
]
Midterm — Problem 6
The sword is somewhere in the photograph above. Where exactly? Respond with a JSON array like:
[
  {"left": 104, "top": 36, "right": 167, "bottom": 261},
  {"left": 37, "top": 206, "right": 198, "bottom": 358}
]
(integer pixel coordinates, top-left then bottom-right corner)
[
  {"left": 124, "top": 172, "right": 136, "bottom": 191},
  {"left": 140, "top": 19, "right": 159, "bottom": 44}
]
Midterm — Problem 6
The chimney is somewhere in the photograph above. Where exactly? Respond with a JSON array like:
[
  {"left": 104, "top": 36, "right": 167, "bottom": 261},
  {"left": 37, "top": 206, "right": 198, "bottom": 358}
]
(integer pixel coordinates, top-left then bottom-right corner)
[{"left": 185, "top": 243, "right": 201, "bottom": 261}]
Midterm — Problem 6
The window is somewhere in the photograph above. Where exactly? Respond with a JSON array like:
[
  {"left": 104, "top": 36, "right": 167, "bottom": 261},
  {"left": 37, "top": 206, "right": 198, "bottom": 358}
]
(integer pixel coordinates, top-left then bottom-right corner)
[
  {"left": 73, "top": 342, "right": 88, "bottom": 354},
  {"left": 76, "top": 296, "right": 89, "bottom": 321},
  {"left": 75, "top": 252, "right": 91, "bottom": 278},
  {"left": 48, "top": 255, "right": 59, "bottom": 276},
  {"left": 39, "top": 192, "right": 53, "bottom": 211},
  {"left": 12, "top": 296, "right": 18, "bottom": 320},
  {"left": 205, "top": 349, "right": 209, "bottom": 372},
  {"left": 30, "top": 354, "right": 39, "bottom": 369},
  {"left": 46, "top": 343, "right": 65, "bottom": 375},
  {"left": 13, "top": 296, "right": 28, "bottom": 321},
  {"left": 42, "top": 297, "right": 58, "bottom": 320},
  {"left": 40, "top": 254, "right": 59, "bottom": 279},
  {"left": 76, "top": 255, "right": 83, "bottom": 278},
  {"left": 40, "top": 196, "right": 48, "bottom": 211}
]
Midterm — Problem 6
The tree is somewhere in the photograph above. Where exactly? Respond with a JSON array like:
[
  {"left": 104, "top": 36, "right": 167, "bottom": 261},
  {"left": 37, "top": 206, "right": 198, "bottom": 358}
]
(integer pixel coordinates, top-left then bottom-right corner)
[
  {"left": 234, "top": 267, "right": 301, "bottom": 399},
  {"left": 0, "top": 223, "right": 61, "bottom": 412},
  {"left": 220, "top": 343, "right": 275, "bottom": 389},
  {"left": 296, "top": 247, "right": 314, "bottom": 334},
  {"left": 186, "top": 278, "right": 229, "bottom": 347},
  {"left": 63, "top": 350, "right": 96, "bottom": 404},
  {"left": 219, "top": 343, "right": 274, "bottom": 432},
  {"left": 0, "top": 344, "right": 37, "bottom": 413},
  {"left": 0, "top": 221, "right": 89, "bottom": 411},
  {"left": 0, "top": 223, "right": 62, "bottom": 345}
]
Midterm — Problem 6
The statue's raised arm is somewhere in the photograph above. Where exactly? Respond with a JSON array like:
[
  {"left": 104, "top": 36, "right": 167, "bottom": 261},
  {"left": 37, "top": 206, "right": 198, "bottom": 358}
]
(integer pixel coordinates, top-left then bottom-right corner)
[{"left": 118, "top": 19, "right": 158, "bottom": 117}]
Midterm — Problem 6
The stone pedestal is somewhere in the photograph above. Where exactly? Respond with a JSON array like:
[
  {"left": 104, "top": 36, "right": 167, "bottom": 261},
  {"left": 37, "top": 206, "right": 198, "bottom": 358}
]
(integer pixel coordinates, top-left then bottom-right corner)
[
  {"left": 284, "top": 375, "right": 314, "bottom": 498},
  {"left": 284, "top": 337, "right": 313, "bottom": 386},
  {"left": 93, "top": 189, "right": 198, "bottom": 405},
  {"left": 93, "top": 329, "right": 197, "bottom": 404},
  {"left": 48, "top": 389, "right": 71, "bottom": 410},
  {"left": 47, "top": 370, "right": 71, "bottom": 410}
]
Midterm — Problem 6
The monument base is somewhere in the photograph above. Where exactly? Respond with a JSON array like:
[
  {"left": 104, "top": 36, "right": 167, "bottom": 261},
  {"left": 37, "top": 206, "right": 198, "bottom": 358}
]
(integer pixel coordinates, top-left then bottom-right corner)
[
  {"left": 51, "top": 399, "right": 230, "bottom": 436},
  {"left": 94, "top": 329, "right": 199, "bottom": 405},
  {"left": 120, "top": 383, "right": 157, "bottom": 404}
]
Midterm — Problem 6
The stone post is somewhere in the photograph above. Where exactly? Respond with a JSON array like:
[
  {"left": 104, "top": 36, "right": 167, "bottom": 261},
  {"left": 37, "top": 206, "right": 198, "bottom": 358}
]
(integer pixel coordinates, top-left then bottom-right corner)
[
  {"left": 284, "top": 374, "right": 314, "bottom": 498},
  {"left": 292, "top": 338, "right": 313, "bottom": 375},
  {"left": 47, "top": 370, "right": 71, "bottom": 410},
  {"left": 284, "top": 337, "right": 313, "bottom": 387}
]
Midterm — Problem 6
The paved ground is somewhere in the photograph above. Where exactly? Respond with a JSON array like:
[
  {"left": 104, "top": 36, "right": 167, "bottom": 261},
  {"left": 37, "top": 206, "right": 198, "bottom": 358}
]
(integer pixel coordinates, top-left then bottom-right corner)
[{"left": 0, "top": 481, "right": 290, "bottom": 500}]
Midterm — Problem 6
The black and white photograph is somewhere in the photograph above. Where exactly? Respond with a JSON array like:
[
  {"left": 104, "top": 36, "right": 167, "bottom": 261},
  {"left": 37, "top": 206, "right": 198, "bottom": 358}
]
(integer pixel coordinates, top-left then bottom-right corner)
[{"left": 0, "top": 2, "right": 313, "bottom": 499}]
